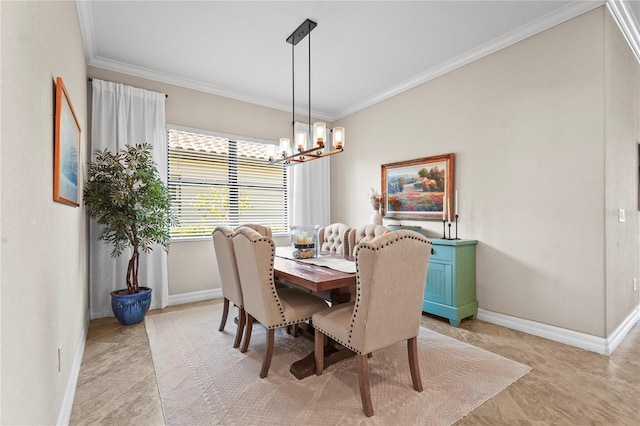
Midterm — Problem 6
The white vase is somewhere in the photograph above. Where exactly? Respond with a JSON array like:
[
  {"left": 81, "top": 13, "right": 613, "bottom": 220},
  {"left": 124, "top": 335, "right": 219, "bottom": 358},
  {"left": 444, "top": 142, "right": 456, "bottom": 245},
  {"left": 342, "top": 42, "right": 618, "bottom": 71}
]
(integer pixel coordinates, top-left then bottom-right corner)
[{"left": 370, "top": 210, "right": 382, "bottom": 225}]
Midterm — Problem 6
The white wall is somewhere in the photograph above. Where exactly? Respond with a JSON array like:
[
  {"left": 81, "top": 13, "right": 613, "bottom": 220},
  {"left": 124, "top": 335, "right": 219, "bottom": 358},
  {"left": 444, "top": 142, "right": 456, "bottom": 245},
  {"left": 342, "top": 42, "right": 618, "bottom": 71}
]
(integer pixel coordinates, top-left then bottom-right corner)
[
  {"left": 332, "top": 7, "right": 639, "bottom": 338},
  {"left": 604, "top": 9, "right": 640, "bottom": 335},
  {"left": 1, "top": 1, "right": 88, "bottom": 424}
]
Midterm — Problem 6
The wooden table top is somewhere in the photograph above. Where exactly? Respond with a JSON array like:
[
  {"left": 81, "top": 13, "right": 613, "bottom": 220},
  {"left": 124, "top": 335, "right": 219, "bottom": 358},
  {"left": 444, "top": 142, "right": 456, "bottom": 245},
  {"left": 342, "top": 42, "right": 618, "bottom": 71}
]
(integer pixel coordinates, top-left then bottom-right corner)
[{"left": 273, "top": 255, "right": 356, "bottom": 293}]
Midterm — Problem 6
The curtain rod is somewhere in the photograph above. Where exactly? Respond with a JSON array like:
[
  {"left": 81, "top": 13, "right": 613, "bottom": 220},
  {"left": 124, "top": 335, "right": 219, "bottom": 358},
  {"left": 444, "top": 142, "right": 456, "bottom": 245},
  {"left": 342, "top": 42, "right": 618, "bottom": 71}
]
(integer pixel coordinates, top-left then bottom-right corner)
[{"left": 87, "top": 77, "right": 168, "bottom": 98}]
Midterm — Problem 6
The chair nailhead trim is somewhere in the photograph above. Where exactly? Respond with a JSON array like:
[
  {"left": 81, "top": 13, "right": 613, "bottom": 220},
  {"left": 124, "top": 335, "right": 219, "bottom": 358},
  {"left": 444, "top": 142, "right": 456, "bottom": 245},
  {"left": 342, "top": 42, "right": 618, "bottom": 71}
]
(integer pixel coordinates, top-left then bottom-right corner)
[
  {"left": 267, "top": 316, "right": 314, "bottom": 329},
  {"left": 266, "top": 239, "right": 287, "bottom": 323},
  {"left": 316, "top": 327, "right": 362, "bottom": 355}
]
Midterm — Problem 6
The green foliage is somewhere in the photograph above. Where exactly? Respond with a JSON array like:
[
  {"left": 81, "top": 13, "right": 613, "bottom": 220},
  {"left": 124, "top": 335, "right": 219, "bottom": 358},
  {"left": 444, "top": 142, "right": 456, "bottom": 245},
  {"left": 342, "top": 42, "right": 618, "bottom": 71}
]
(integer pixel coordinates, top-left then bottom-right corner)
[
  {"left": 423, "top": 166, "right": 445, "bottom": 191},
  {"left": 192, "top": 188, "right": 253, "bottom": 223},
  {"left": 84, "top": 143, "right": 176, "bottom": 293},
  {"left": 169, "top": 187, "right": 254, "bottom": 237}
]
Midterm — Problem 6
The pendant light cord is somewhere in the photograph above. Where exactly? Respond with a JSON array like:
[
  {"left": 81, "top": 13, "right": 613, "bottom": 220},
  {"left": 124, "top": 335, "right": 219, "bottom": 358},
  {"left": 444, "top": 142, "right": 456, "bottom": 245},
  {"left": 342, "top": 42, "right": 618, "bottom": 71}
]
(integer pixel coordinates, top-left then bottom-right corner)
[
  {"left": 292, "top": 40, "right": 295, "bottom": 144},
  {"left": 308, "top": 28, "right": 312, "bottom": 139}
]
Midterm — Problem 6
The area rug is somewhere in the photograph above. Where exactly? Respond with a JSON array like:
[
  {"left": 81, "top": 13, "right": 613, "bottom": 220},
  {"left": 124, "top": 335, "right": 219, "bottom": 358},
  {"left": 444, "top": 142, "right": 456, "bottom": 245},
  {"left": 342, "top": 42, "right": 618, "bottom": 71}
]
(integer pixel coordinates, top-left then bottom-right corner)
[{"left": 145, "top": 304, "right": 530, "bottom": 425}]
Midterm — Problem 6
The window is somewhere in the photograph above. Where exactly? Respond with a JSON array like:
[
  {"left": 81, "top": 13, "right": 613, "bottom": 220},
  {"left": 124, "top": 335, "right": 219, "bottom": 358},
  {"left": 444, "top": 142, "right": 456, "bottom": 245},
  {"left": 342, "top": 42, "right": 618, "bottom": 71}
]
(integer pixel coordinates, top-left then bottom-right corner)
[{"left": 167, "top": 126, "right": 288, "bottom": 238}]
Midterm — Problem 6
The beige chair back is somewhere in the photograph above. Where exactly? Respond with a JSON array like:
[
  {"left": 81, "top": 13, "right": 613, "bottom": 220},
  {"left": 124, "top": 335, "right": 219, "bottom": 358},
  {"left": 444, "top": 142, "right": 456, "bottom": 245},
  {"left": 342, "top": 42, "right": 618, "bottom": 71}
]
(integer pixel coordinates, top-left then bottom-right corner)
[
  {"left": 232, "top": 227, "right": 284, "bottom": 328},
  {"left": 237, "top": 223, "right": 272, "bottom": 238},
  {"left": 350, "top": 230, "right": 432, "bottom": 354},
  {"left": 317, "top": 223, "right": 351, "bottom": 255},
  {"left": 347, "top": 224, "right": 390, "bottom": 252},
  {"left": 212, "top": 226, "right": 243, "bottom": 307}
]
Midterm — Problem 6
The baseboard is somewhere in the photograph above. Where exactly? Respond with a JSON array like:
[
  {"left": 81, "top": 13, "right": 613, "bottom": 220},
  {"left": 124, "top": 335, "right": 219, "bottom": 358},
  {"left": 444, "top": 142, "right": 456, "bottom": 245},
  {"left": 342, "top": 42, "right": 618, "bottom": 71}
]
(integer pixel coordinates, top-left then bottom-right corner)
[
  {"left": 477, "top": 307, "right": 640, "bottom": 355},
  {"left": 606, "top": 305, "right": 640, "bottom": 355},
  {"left": 168, "top": 288, "right": 222, "bottom": 306},
  {"left": 168, "top": 291, "right": 639, "bottom": 354},
  {"left": 56, "top": 310, "right": 90, "bottom": 426}
]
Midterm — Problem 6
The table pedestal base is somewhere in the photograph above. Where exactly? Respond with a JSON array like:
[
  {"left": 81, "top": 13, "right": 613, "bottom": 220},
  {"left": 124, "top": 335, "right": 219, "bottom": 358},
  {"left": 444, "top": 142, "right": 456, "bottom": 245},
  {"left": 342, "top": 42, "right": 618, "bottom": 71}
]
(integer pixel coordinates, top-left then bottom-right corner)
[
  {"left": 290, "top": 344, "right": 354, "bottom": 379},
  {"left": 289, "top": 322, "right": 355, "bottom": 380}
]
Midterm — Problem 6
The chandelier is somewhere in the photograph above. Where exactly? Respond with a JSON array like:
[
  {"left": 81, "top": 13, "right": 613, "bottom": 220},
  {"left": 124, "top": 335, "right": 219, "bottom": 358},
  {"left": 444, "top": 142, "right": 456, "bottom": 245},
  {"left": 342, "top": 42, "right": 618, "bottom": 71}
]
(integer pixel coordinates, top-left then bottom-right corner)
[{"left": 269, "top": 19, "right": 345, "bottom": 165}]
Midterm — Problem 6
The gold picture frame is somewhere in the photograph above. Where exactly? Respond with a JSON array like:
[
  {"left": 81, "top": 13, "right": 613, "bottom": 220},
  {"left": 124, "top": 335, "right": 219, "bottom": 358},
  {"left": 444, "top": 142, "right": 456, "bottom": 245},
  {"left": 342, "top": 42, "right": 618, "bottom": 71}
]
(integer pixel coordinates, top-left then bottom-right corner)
[
  {"left": 381, "top": 153, "right": 455, "bottom": 221},
  {"left": 54, "top": 77, "right": 80, "bottom": 206}
]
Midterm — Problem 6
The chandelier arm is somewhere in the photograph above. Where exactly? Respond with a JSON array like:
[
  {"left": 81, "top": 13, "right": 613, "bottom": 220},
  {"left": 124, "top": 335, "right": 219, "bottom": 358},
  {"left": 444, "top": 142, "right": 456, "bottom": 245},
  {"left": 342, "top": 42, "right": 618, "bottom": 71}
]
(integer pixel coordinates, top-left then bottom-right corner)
[{"left": 271, "top": 146, "right": 343, "bottom": 165}]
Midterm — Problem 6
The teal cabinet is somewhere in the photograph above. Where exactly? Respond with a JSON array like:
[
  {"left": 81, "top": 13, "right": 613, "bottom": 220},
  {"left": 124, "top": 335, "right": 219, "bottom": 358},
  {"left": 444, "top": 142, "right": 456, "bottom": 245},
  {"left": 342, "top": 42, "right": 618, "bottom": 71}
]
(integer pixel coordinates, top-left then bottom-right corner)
[{"left": 424, "top": 238, "right": 478, "bottom": 327}]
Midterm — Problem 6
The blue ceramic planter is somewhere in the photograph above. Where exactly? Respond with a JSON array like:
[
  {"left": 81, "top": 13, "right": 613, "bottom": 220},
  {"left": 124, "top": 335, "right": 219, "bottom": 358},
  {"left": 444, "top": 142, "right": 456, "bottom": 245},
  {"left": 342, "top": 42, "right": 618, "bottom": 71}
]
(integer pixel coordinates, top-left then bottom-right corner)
[{"left": 111, "top": 287, "right": 152, "bottom": 325}]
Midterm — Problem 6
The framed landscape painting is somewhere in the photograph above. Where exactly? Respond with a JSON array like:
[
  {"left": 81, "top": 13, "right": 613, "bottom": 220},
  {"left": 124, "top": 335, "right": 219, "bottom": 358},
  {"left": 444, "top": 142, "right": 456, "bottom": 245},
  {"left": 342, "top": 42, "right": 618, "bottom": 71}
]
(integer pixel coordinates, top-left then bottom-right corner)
[
  {"left": 381, "top": 153, "right": 455, "bottom": 221},
  {"left": 54, "top": 77, "right": 80, "bottom": 207}
]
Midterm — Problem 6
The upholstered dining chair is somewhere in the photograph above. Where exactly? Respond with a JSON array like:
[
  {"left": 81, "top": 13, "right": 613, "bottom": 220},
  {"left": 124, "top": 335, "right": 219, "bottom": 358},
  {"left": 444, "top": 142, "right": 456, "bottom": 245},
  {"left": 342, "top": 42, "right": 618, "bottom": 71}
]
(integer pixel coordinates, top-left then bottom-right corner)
[
  {"left": 312, "top": 230, "right": 432, "bottom": 417},
  {"left": 212, "top": 224, "right": 272, "bottom": 349},
  {"left": 232, "top": 226, "right": 329, "bottom": 378},
  {"left": 347, "top": 224, "right": 390, "bottom": 253},
  {"left": 317, "top": 223, "right": 352, "bottom": 255}
]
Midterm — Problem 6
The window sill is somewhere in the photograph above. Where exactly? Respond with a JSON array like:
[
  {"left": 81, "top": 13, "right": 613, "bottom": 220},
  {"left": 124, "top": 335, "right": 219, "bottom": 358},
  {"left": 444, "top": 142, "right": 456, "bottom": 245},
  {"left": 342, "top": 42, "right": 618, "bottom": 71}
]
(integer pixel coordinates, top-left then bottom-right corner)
[{"left": 171, "top": 233, "right": 290, "bottom": 243}]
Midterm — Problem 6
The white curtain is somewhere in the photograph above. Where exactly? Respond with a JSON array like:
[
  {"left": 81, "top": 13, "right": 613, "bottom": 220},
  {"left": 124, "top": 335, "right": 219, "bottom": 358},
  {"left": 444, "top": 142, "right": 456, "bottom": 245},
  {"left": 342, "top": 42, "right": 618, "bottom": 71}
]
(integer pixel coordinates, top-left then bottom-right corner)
[
  {"left": 288, "top": 121, "right": 331, "bottom": 227},
  {"left": 89, "top": 79, "right": 168, "bottom": 319}
]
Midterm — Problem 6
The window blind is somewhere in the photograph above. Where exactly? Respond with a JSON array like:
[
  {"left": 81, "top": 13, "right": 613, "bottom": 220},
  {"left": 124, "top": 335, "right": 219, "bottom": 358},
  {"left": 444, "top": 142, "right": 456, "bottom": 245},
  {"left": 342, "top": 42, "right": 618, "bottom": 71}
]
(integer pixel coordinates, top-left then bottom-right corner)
[{"left": 168, "top": 128, "right": 288, "bottom": 238}]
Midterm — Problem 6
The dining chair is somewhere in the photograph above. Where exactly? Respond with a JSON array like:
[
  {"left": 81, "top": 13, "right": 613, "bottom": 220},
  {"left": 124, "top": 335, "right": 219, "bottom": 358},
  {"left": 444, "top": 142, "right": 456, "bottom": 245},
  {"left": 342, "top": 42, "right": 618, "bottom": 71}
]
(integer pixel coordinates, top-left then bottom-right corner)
[
  {"left": 312, "top": 230, "right": 432, "bottom": 417},
  {"left": 232, "top": 226, "right": 329, "bottom": 378},
  {"left": 317, "top": 223, "right": 352, "bottom": 255},
  {"left": 212, "top": 224, "right": 271, "bottom": 349},
  {"left": 347, "top": 224, "right": 390, "bottom": 253}
]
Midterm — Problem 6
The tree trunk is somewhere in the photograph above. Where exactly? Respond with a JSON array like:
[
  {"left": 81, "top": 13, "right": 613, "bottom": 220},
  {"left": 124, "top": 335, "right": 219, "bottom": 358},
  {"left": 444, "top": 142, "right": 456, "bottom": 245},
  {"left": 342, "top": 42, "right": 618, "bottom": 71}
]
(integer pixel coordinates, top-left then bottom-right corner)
[{"left": 126, "top": 247, "right": 140, "bottom": 293}]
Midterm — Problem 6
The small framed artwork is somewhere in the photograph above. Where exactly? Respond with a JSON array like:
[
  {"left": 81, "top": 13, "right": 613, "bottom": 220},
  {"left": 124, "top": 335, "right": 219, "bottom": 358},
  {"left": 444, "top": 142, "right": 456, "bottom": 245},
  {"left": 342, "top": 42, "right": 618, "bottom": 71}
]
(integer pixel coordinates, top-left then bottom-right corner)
[
  {"left": 381, "top": 153, "right": 455, "bottom": 221},
  {"left": 54, "top": 77, "right": 80, "bottom": 206}
]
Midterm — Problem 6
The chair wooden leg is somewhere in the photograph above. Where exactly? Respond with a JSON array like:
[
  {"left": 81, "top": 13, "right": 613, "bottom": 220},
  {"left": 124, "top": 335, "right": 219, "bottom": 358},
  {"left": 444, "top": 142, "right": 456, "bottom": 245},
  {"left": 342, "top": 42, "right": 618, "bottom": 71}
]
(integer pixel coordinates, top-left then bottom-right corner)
[
  {"left": 314, "top": 328, "right": 325, "bottom": 375},
  {"left": 260, "top": 328, "right": 275, "bottom": 378},
  {"left": 407, "top": 337, "right": 423, "bottom": 392},
  {"left": 233, "top": 307, "right": 246, "bottom": 348},
  {"left": 241, "top": 314, "right": 254, "bottom": 353},
  {"left": 293, "top": 323, "right": 299, "bottom": 337},
  {"left": 218, "top": 298, "right": 229, "bottom": 331},
  {"left": 356, "top": 354, "right": 374, "bottom": 417}
]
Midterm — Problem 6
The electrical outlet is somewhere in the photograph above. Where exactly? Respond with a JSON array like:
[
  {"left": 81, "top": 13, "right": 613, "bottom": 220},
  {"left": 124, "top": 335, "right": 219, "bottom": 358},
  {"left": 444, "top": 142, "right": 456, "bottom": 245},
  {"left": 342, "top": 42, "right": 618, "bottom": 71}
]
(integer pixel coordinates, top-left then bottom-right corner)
[
  {"left": 58, "top": 345, "right": 62, "bottom": 372},
  {"left": 618, "top": 208, "right": 625, "bottom": 223}
]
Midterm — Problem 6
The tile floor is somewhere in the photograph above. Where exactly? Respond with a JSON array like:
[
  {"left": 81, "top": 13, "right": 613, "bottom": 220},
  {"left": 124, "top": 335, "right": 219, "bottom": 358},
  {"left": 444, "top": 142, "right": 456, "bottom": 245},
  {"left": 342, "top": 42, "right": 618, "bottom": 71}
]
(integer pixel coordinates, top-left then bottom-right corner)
[{"left": 69, "top": 300, "right": 640, "bottom": 425}]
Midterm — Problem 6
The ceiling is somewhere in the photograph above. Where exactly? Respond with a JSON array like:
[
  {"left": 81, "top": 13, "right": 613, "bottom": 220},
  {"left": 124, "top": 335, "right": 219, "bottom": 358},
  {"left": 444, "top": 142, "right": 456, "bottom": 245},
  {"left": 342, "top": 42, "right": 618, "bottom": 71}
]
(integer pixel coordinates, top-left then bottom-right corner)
[{"left": 77, "top": 1, "right": 637, "bottom": 122}]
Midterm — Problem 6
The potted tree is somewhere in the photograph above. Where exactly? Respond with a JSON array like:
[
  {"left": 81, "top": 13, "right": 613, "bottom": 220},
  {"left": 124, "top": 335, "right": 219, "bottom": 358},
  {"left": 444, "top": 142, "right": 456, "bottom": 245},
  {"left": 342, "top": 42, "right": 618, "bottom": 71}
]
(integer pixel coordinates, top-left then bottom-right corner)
[{"left": 84, "top": 143, "right": 175, "bottom": 325}]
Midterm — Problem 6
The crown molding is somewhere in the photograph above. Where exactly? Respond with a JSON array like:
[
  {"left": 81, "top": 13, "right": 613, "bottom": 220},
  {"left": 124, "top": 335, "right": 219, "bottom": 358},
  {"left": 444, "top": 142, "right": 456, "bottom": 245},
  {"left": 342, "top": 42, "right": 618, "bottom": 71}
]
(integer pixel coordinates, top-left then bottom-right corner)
[
  {"left": 76, "top": 1, "right": 333, "bottom": 121},
  {"left": 87, "top": 55, "right": 334, "bottom": 122},
  {"left": 607, "top": 0, "right": 640, "bottom": 63},
  {"left": 79, "top": 1, "right": 630, "bottom": 122},
  {"left": 332, "top": 0, "right": 606, "bottom": 120},
  {"left": 76, "top": 0, "right": 96, "bottom": 64},
  {"left": 87, "top": 57, "right": 340, "bottom": 122},
  {"left": 76, "top": 0, "right": 333, "bottom": 122}
]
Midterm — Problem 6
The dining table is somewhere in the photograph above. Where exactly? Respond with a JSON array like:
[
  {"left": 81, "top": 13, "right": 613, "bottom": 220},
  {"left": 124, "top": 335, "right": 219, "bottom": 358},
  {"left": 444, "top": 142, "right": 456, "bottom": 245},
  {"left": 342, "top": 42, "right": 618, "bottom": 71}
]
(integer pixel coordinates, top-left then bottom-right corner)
[{"left": 274, "top": 247, "right": 357, "bottom": 379}]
